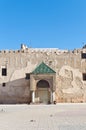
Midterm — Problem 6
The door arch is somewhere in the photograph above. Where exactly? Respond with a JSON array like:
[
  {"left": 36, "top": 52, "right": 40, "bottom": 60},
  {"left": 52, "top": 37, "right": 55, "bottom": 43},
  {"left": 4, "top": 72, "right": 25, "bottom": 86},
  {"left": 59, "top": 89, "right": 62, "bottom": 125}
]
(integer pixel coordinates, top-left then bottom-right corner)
[
  {"left": 37, "top": 80, "right": 50, "bottom": 88},
  {"left": 36, "top": 80, "right": 50, "bottom": 103}
]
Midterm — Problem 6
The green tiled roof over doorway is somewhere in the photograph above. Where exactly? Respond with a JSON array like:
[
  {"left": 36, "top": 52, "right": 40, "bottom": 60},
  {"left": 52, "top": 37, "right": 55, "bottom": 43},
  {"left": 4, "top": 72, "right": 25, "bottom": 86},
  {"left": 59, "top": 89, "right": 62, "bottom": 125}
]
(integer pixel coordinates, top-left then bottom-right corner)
[{"left": 32, "top": 62, "right": 56, "bottom": 74}]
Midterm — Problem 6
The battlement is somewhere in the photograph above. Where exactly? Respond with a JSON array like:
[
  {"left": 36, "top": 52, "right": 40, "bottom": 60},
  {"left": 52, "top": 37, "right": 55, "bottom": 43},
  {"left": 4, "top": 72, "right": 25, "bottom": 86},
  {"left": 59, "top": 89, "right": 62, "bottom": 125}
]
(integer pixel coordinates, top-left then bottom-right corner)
[
  {"left": 0, "top": 44, "right": 85, "bottom": 55},
  {"left": 0, "top": 48, "right": 69, "bottom": 54}
]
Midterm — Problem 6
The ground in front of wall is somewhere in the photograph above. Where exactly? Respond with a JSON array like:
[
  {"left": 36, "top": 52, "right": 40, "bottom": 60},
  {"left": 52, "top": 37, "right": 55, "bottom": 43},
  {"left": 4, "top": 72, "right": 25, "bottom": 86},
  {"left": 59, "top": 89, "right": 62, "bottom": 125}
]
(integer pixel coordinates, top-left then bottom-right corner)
[{"left": 0, "top": 103, "right": 86, "bottom": 130}]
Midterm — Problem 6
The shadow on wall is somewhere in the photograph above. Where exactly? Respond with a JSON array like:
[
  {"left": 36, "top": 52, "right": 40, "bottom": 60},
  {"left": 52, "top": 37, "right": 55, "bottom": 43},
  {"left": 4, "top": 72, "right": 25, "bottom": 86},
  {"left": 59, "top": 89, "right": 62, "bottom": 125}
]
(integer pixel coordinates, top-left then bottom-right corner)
[{"left": 0, "top": 78, "right": 31, "bottom": 104}]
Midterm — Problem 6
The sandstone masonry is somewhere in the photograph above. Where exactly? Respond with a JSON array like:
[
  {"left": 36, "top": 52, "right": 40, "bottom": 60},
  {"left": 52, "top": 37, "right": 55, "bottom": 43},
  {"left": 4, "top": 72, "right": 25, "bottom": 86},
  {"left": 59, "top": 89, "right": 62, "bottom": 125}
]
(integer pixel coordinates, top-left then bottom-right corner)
[{"left": 0, "top": 44, "right": 86, "bottom": 104}]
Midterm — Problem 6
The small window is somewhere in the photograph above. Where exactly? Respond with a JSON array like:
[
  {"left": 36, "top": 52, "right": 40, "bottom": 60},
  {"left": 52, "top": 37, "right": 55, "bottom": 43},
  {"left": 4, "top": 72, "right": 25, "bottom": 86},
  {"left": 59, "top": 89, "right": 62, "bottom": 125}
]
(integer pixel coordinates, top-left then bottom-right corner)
[
  {"left": 81, "top": 53, "right": 86, "bottom": 59},
  {"left": 25, "top": 73, "right": 30, "bottom": 79},
  {"left": 83, "top": 73, "right": 86, "bottom": 81},
  {"left": 2, "top": 68, "right": 7, "bottom": 76},
  {"left": 2, "top": 83, "right": 6, "bottom": 87}
]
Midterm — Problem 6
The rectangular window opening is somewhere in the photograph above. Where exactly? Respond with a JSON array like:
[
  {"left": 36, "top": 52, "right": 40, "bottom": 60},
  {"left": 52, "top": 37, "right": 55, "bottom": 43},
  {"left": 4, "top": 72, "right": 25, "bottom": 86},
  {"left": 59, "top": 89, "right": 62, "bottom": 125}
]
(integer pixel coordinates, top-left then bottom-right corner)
[
  {"left": 81, "top": 53, "right": 86, "bottom": 59},
  {"left": 2, "top": 68, "right": 7, "bottom": 76},
  {"left": 2, "top": 83, "right": 6, "bottom": 87},
  {"left": 25, "top": 73, "right": 30, "bottom": 79},
  {"left": 83, "top": 73, "right": 86, "bottom": 81}
]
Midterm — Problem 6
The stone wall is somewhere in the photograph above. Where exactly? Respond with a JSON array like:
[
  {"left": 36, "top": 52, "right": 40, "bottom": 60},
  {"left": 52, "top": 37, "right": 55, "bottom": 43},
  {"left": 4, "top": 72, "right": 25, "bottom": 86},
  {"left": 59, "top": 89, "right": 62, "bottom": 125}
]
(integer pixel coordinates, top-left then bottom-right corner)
[{"left": 0, "top": 46, "right": 86, "bottom": 103}]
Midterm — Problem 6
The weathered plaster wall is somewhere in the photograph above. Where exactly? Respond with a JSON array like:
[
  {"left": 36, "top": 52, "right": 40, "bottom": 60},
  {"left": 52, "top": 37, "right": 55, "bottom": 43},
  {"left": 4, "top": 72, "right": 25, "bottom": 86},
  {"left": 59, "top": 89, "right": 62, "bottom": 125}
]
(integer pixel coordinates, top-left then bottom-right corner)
[
  {"left": 56, "top": 65, "right": 84, "bottom": 103},
  {"left": 0, "top": 47, "right": 85, "bottom": 103}
]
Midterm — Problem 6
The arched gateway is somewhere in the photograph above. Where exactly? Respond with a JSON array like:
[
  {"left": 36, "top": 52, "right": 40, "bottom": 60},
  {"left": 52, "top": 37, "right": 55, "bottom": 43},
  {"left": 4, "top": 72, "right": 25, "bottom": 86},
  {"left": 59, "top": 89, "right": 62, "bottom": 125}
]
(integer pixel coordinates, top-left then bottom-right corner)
[
  {"left": 30, "top": 62, "right": 56, "bottom": 104},
  {"left": 36, "top": 80, "right": 50, "bottom": 103}
]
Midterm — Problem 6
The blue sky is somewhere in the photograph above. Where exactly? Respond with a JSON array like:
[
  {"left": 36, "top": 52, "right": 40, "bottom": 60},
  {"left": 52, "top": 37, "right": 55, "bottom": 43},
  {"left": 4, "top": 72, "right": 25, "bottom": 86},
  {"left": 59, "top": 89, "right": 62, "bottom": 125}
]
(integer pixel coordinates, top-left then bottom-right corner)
[{"left": 0, "top": 0, "right": 86, "bottom": 50}]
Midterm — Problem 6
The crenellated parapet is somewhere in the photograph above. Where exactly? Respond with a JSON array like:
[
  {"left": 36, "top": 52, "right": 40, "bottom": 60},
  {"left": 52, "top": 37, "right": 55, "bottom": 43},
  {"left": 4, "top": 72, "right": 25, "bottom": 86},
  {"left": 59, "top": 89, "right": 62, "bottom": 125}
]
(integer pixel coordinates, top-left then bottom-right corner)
[{"left": 0, "top": 44, "right": 85, "bottom": 56}]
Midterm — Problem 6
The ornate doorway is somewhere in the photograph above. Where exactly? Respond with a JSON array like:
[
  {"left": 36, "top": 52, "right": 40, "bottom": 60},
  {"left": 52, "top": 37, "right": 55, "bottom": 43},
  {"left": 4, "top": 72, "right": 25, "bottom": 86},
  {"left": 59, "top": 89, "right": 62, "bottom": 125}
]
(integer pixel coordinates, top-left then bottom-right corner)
[{"left": 30, "top": 62, "right": 56, "bottom": 104}]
